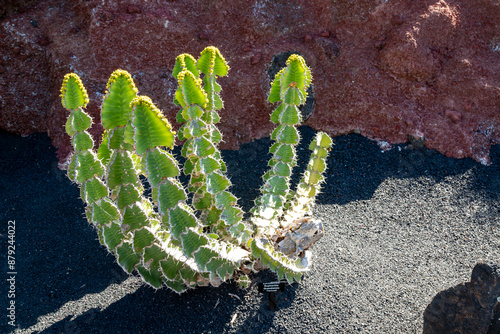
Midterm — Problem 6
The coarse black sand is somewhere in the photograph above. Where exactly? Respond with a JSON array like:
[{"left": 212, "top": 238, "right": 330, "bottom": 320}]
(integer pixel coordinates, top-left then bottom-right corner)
[{"left": 1, "top": 126, "right": 499, "bottom": 333}]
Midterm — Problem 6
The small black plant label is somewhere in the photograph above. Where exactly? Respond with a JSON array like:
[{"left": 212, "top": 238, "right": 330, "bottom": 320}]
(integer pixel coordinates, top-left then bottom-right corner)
[
  {"left": 258, "top": 279, "right": 287, "bottom": 293},
  {"left": 258, "top": 279, "right": 288, "bottom": 311}
]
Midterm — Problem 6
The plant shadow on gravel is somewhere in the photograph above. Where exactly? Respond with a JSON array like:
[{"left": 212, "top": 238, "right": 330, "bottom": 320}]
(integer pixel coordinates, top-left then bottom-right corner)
[
  {"left": 1, "top": 127, "right": 498, "bottom": 333},
  {"left": 41, "top": 270, "right": 299, "bottom": 334},
  {"left": 227, "top": 125, "right": 498, "bottom": 212},
  {"left": 308, "top": 127, "right": 500, "bottom": 206},
  {"left": 0, "top": 130, "right": 300, "bottom": 334},
  {"left": 0, "top": 130, "right": 128, "bottom": 333}
]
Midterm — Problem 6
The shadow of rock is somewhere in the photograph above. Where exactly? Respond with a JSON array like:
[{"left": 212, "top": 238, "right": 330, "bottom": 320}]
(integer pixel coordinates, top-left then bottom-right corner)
[{"left": 423, "top": 262, "right": 500, "bottom": 334}]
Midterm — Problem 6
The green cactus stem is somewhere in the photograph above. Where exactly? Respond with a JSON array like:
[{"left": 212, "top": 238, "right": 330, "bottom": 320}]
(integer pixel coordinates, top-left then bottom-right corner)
[
  {"left": 61, "top": 73, "right": 90, "bottom": 110},
  {"left": 174, "top": 49, "right": 252, "bottom": 245},
  {"left": 251, "top": 54, "right": 313, "bottom": 235},
  {"left": 244, "top": 54, "right": 323, "bottom": 283},
  {"left": 60, "top": 73, "right": 116, "bottom": 258},
  {"left": 131, "top": 95, "right": 249, "bottom": 288},
  {"left": 249, "top": 237, "right": 308, "bottom": 283},
  {"left": 96, "top": 71, "right": 207, "bottom": 291},
  {"left": 196, "top": 46, "right": 227, "bottom": 144},
  {"left": 61, "top": 73, "right": 105, "bottom": 214},
  {"left": 282, "top": 132, "right": 332, "bottom": 226},
  {"left": 96, "top": 70, "right": 147, "bottom": 276},
  {"left": 60, "top": 73, "right": 106, "bottom": 206}
]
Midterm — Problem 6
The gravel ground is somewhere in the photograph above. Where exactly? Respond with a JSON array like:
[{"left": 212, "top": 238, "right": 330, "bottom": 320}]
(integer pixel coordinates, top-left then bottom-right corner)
[{"left": 1, "top": 126, "right": 499, "bottom": 333}]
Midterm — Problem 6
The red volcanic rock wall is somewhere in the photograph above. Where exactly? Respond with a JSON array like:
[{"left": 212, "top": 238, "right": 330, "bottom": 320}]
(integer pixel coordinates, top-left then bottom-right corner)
[{"left": 0, "top": 0, "right": 498, "bottom": 164}]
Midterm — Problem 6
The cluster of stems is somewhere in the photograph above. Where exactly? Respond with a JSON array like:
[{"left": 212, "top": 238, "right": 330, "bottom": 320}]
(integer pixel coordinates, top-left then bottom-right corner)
[{"left": 60, "top": 47, "right": 332, "bottom": 293}]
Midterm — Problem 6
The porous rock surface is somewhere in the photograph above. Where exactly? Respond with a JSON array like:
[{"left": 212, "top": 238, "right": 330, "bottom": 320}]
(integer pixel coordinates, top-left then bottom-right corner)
[
  {"left": 423, "top": 262, "right": 500, "bottom": 334},
  {"left": 0, "top": 0, "right": 498, "bottom": 164}
]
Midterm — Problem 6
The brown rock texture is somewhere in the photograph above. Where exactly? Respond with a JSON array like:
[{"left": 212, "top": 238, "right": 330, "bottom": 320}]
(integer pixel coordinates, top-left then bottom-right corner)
[
  {"left": 0, "top": 0, "right": 499, "bottom": 164},
  {"left": 423, "top": 262, "right": 500, "bottom": 334}
]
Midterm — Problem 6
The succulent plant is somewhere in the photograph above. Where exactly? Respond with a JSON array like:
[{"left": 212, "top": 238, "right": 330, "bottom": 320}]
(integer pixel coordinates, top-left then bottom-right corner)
[{"left": 60, "top": 47, "right": 332, "bottom": 293}]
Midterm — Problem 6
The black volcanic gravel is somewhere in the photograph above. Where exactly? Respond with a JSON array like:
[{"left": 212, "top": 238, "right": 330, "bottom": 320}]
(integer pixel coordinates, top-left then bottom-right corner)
[{"left": 1, "top": 126, "right": 498, "bottom": 333}]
